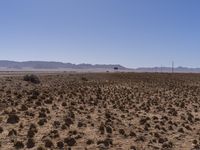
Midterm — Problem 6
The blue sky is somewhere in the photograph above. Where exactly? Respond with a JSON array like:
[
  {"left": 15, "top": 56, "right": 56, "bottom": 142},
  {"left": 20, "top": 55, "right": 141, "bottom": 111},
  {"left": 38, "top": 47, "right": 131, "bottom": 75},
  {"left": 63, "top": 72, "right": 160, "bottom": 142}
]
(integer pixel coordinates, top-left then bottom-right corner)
[{"left": 0, "top": 0, "right": 200, "bottom": 68}]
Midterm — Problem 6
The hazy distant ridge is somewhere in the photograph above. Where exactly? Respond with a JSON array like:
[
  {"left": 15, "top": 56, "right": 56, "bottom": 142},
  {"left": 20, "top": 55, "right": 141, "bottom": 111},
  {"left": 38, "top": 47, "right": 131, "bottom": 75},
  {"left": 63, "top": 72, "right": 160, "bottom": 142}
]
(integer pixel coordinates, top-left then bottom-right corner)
[
  {"left": 135, "top": 67, "right": 200, "bottom": 73},
  {"left": 0, "top": 60, "right": 126, "bottom": 70},
  {"left": 0, "top": 60, "right": 200, "bottom": 72}
]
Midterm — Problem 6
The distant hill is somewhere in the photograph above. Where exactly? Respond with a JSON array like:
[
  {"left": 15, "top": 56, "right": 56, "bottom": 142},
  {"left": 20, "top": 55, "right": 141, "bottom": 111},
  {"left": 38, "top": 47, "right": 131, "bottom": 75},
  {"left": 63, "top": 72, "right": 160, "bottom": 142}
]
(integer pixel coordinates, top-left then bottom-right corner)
[
  {"left": 135, "top": 67, "right": 200, "bottom": 73},
  {"left": 0, "top": 60, "right": 127, "bottom": 70},
  {"left": 0, "top": 60, "right": 200, "bottom": 73}
]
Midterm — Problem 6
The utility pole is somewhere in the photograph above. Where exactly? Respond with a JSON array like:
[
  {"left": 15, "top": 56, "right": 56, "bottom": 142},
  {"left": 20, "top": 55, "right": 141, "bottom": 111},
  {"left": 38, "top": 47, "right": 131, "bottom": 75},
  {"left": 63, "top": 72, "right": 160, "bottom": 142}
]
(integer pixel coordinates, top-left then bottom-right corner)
[{"left": 172, "top": 61, "right": 174, "bottom": 73}]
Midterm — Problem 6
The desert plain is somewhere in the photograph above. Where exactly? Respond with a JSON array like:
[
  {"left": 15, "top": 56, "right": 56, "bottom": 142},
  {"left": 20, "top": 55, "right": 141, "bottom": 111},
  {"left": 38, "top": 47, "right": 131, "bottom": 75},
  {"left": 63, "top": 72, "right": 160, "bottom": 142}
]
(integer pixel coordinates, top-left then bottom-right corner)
[{"left": 0, "top": 72, "right": 200, "bottom": 150}]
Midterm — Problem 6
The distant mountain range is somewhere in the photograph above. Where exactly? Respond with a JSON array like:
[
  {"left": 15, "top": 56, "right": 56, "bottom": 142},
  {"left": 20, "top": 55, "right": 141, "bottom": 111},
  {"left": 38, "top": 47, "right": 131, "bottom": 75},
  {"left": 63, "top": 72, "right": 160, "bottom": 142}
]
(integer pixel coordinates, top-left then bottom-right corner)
[
  {"left": 0, "top": 60, "right": 126, "bottom": 70},
  {"left": 134, "top": 67, "right": 200, "bottom": 73},
  {"left": 0, "top": 60, "right": 199, "bottom": 73}
]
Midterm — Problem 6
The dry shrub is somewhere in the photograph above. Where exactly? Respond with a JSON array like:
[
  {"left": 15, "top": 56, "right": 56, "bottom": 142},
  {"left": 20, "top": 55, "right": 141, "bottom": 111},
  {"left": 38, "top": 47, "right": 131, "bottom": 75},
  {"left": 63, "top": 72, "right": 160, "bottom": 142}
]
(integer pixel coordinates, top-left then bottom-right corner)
[{"left": 23, "top": 74, "right": 40, "bottom": 84}]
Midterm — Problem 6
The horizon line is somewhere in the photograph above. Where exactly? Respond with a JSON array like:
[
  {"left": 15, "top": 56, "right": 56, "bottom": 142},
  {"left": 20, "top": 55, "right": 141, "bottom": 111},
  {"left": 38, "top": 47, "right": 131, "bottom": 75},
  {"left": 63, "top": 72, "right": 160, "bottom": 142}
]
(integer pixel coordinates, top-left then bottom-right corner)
[{"left": 0, "top": 60, "right": 199, "bottom": 69}]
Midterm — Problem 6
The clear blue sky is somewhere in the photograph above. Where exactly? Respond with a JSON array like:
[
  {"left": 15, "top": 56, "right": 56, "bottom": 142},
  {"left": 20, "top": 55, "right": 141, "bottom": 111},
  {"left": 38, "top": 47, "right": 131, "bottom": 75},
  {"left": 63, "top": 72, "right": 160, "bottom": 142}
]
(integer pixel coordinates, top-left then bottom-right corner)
[{"left": 0, "top": 0, "right": 200, "bottom": 68}]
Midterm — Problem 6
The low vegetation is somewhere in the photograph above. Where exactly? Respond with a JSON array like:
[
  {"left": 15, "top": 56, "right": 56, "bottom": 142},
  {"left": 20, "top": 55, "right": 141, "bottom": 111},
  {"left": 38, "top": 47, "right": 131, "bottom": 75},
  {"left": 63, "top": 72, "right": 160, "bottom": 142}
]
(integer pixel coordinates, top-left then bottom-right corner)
[
  {"left": 0, "top": 73, "right": 200, "bottom": 149},
  {"left": 23, "top": 74, "right": 40, "bottom": 84}
]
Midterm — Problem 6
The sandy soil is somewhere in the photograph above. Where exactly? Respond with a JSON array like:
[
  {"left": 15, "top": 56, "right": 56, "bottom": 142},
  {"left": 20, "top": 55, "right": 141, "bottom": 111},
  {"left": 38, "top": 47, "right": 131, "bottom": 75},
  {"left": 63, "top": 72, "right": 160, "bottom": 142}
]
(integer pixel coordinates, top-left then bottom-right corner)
[{"left": 0, "top": 72, "right": 200, "bottom": 150}]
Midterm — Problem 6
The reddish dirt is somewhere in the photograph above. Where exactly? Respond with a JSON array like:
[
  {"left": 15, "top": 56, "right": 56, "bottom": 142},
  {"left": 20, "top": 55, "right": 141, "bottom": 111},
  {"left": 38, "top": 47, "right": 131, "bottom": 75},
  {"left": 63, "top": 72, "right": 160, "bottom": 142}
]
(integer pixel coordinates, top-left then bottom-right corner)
[{"left": 0, "top": 73, "right": 200, "bottom": 150}]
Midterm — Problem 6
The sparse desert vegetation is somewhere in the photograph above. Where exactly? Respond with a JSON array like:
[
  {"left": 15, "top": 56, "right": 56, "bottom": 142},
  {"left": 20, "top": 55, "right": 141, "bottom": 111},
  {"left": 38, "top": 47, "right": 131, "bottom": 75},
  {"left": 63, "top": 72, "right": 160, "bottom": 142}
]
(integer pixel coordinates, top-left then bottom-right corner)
[
  {"left": 23, "top": 74, "right": 41, "bottom": 84},
  {"left": 0, "top": 72, "right": 200, "bottom": 149}
]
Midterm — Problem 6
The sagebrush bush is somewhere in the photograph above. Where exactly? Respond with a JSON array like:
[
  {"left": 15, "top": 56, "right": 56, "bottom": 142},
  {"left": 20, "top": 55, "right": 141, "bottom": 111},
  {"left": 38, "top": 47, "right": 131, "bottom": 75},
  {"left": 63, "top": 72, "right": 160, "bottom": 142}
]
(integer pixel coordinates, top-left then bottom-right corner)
[
  {"left": 23, "top": 74, "right": 40, "bottom": 84},
  {"left": 81, "top": 77, "right": 88, "bottom": 81}
]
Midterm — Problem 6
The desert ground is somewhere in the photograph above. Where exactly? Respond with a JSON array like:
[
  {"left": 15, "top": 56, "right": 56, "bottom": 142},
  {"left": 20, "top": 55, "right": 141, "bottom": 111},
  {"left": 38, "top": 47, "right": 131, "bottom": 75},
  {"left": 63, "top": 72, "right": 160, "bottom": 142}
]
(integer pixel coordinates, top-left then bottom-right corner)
[{"left": 0, "top": 72, "right": 200, "bottom": 150}]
